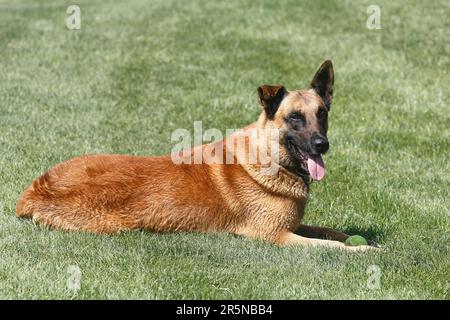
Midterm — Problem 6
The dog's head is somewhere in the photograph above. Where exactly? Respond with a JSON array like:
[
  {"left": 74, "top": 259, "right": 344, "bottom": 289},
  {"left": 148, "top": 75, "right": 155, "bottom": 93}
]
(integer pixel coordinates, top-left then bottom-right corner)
[{"left": 257, "top": 60, "right": 334, "bottom": 181}]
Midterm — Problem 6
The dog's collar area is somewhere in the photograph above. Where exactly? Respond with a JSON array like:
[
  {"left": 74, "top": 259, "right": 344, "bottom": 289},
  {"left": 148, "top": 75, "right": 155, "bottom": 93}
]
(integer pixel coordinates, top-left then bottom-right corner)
[
  {"left": 276, "top": 165, "right": 311, "bottom": 189},
  {"left": 241, "top": 163, "right": 309, "bottom": 199}
]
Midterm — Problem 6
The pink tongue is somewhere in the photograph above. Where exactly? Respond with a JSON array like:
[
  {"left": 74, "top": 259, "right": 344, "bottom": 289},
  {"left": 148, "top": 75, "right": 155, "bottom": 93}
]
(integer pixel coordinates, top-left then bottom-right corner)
[{"left": 307, "top": 155, "right": 325, "bottom": 181}]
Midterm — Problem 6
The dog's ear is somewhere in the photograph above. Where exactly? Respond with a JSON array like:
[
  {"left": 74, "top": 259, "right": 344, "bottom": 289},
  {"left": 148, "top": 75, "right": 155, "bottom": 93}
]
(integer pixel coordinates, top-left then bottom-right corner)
[
  {"left": 311, "top": 60, "right": 334, "bottom": 109},
  {"left": 257, "top": 85, "right": 286, "bottom": 119}
]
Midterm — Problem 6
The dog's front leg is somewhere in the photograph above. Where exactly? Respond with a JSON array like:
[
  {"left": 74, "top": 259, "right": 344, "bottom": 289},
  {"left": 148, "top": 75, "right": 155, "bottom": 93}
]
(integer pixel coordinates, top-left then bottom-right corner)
[
  {"left": 295, "top": 224, "right": 349, "bottom": 242},
  {"left": 274, "top": 231, "right": 374, "bottom": 251}
]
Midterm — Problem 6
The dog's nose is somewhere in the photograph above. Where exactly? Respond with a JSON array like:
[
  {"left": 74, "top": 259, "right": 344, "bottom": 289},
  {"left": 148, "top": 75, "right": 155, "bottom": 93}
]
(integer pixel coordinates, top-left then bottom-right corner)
[{"left": 311, "top": 136, "right": 329, "bottom": 153}]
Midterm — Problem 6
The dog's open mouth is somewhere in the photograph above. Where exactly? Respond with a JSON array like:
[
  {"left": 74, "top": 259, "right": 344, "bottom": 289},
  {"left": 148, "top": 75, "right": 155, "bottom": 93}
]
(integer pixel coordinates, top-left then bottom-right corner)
[{"left": 287, "top": 141, "right": 325, "bottom": 181}]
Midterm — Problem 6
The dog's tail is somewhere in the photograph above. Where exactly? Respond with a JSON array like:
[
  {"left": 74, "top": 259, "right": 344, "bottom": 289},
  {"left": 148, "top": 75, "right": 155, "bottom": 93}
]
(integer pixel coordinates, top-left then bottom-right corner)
[
  {"left": 16, "top": 189, "right": 35, "bottom": 218},
  {"left": 16, "top": 172, "right": 52, "bottom": 218}
]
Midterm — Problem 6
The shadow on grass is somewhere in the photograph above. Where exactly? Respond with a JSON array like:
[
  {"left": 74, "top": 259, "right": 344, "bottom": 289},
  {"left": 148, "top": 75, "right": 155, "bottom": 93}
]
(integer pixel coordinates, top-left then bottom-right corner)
[
  {"left": 341, "top": 226, "right": 386, "bottom": 246},
  {"left": 296, "top": 224, "right": 386, "bottom": 247}
]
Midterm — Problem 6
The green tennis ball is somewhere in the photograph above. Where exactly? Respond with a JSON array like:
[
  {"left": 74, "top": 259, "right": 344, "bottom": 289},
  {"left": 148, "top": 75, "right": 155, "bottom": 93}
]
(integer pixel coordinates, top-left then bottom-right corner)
[{"left": 344, "top": 235, "right": 368, "bottom": 246}]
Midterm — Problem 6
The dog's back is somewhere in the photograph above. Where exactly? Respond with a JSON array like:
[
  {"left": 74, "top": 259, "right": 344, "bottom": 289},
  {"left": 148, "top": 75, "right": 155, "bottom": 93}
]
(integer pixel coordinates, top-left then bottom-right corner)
[
  {"left": 17, "top": 154, "right": 156, "bottom": 232},
  {"left": 15, "top": 148, "right": 262, "bottom": 234}
]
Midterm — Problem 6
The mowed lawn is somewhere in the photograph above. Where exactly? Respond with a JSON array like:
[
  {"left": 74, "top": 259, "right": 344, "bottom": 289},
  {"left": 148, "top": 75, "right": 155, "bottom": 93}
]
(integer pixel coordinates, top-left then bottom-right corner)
[{"left": 0, "top": 0, "right": 449, "bottom": 299}]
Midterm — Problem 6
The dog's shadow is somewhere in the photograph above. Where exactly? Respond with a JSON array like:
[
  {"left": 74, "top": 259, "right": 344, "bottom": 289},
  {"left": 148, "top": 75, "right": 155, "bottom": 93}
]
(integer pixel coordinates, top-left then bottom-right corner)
[{"left": 295, "top": 224, "right": 385, "bottom": 247}]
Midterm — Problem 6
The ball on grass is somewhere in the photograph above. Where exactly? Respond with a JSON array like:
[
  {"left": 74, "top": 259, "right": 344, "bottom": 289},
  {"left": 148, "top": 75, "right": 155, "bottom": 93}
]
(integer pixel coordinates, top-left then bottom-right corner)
[{"left": 344, "top": 235, "right": 368, "bottom": 246}]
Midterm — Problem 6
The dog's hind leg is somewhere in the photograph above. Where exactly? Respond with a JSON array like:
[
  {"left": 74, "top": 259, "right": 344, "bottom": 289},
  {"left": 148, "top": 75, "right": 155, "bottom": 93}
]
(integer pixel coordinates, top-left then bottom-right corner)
[{"left": 16, "top": 174, "right": 134, "bottom": 233}]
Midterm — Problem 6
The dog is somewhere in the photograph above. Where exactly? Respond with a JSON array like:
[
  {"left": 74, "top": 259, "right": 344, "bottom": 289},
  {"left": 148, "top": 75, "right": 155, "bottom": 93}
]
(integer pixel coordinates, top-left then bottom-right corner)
[{"left": 16, "top": 60, "right": 376, "bottom": 251}]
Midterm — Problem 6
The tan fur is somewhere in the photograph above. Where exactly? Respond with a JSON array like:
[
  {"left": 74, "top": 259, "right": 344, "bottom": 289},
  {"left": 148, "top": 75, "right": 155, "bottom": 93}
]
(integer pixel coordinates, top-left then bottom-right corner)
[{"left": 16, "top": 62, "right": 376, "bottom": 251}]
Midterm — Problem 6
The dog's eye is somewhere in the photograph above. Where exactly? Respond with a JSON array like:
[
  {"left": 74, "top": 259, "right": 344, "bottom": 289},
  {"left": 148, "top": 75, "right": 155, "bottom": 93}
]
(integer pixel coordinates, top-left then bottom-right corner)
[{"left": 288, "top": 112, "right": 304, "bottom": 122}]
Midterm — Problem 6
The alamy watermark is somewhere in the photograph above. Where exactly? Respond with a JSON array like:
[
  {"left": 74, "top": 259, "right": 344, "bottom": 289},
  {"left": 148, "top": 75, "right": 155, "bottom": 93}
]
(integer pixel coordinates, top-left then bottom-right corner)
[
  {"left": 67, "top": 265, "right": 82, "bottom": 293},
  {"left": 171, "top": 122, "right": 281, "bottom": 176},
  {"left": 66, "top": 5, "right": 81, "bottom": 30},
  {"left": 367, "top": 264, "right": 381, "bottom": 289},
  {"left": 366, "top": 5, "right": 381, "bottom": 30}
]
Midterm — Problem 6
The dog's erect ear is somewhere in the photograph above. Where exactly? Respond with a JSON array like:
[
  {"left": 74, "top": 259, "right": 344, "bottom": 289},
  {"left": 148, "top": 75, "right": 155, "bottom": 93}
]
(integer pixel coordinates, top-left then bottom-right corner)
[
  {"left": 257, "top": 85, "right": 286, "bottom": 119},
  {"left": 311, "top": 60, "right": 334, "bottom": 109}
]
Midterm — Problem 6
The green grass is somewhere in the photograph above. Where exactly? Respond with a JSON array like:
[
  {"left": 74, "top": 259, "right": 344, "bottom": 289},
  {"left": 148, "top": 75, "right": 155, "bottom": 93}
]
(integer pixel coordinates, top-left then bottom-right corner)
[{"left": 0, "top": 0, "right": 449, "bottom": 299}]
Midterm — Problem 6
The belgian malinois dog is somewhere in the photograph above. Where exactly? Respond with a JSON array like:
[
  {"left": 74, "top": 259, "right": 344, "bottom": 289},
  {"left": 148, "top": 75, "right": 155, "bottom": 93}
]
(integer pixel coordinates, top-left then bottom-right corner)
[{"left": 17, "top": 60, "right": 376, "bottom": 251}]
